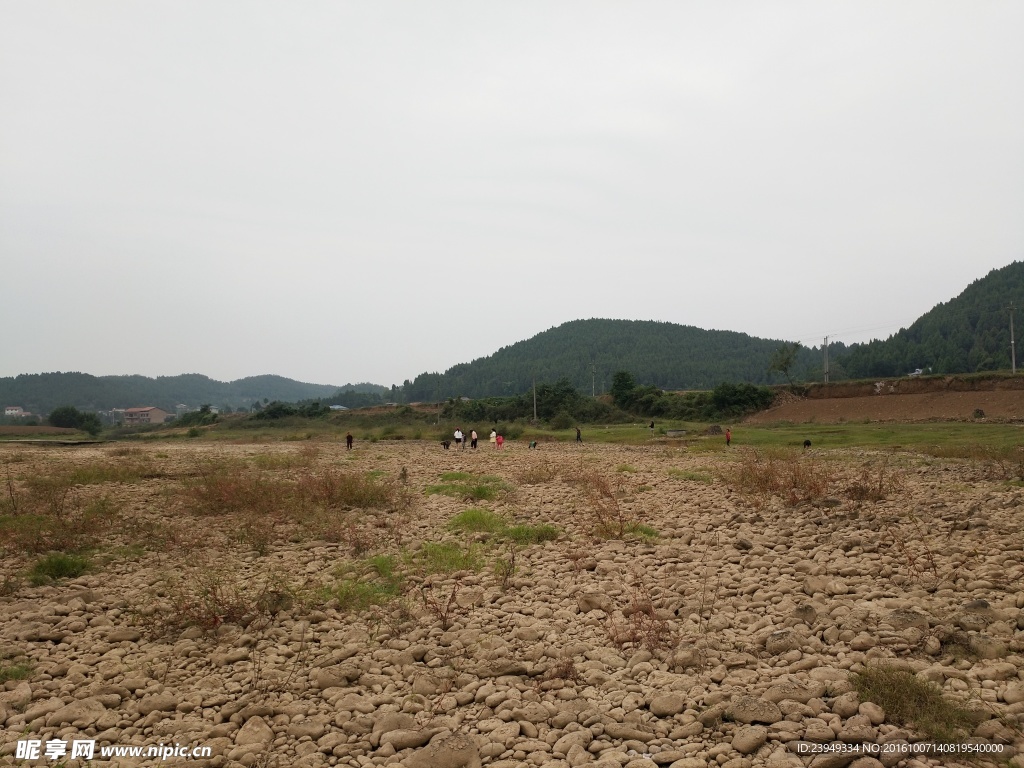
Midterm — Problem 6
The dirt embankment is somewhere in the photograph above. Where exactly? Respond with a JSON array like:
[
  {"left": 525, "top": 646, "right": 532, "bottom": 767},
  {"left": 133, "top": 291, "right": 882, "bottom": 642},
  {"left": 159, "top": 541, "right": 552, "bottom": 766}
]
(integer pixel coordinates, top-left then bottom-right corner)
[{"left": 748, "top": 375, "right": 1024, "bottom": 424}]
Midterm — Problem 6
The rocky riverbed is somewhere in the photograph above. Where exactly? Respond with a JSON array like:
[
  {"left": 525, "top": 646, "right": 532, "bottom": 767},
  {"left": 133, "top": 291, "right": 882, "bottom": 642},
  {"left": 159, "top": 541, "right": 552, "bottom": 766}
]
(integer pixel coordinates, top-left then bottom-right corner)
[{"left": 1, "top": 440, "right": 1022, "bottom": 768}]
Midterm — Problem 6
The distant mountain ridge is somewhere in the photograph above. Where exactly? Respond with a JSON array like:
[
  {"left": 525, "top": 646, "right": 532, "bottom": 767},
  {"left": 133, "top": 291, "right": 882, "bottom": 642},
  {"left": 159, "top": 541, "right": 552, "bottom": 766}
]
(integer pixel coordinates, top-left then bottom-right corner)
[
  {"left": 0, "top": 372, "right": 340, "bottom": 415},
  {"left": 402, "top": 262, "right": 1024, "bottom": 399},
  {"left": 401, "top": 319, "right": 834, "bottom": 401},
  {"left": 840, "top": 262, "right": 1024, "bottom": 378},
  {"left": 6, "top": 263, "right": 1020, "bottom": 415}
]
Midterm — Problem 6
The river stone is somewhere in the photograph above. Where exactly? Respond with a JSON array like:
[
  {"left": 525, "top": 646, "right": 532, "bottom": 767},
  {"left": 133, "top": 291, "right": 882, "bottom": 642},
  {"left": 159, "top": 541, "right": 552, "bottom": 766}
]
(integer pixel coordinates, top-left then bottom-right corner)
[
  {"left": 887, "top": 609, "right": 929, "bottom": 631},
  {"left": 137, "top": 693, "right": 177, "bottom": 715},
  {"left": 765, "top": 630, "right": 802, "bottom": 654},
  {"left": 763, "top": 680, "right": 826, "bottom": 704},
  {"left": 553, "top": 730, "right": 593, "bottom": 754},
  {"left": 380, "top": 728, "right": 438, "bottom": 750},
  {"left": 578, "top": 593, "right": 613, "bottom": 613},
  {"left": 728, "top": 696, "right": 782, "bottom": 725},
  {"left": 45, "top": 697, "right": 107, "bottom": 727},
  {"left": 403, "top": 732, "right": 482, "bottom": 768},
  {"left": 235, "top": 716, "right": 275, "bottom": 746},
  {"left": 732, "top": 725, "right": 768, "bottom": 754},
  {"left": 649, "top": 692, "right": 687, "bottom": 716},
  {"left": 603, "top": 723, "right": 655, "bottom": 742}
]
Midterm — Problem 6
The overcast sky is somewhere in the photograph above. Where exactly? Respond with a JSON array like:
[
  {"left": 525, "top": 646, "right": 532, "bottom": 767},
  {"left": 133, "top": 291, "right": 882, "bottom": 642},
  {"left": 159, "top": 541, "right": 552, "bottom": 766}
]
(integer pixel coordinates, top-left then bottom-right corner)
[{"left": 2, "top": 2, "right": 1022, "bottom": 387}]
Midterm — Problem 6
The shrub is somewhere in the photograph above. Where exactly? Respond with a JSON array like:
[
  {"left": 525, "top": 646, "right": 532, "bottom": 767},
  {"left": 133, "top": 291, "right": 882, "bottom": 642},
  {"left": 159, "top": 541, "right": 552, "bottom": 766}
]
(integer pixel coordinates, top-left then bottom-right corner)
[
  {"left": 29, "top": 553, "right": 90, "bottom": 585},
  {"left": 731, "top": 449, "right": 833, "bottom": 506},
  {"left": 137, "top": 571, "right": 287, "bottom": 636},
  {"left": 549, "top": 411, "right": 574, "bottom": 430},
  {"left": 48, "top": 405, "right": 102, "bottom": 436},
  {"left": 302, "top": 470, "right": 396, "bottom": 509}
]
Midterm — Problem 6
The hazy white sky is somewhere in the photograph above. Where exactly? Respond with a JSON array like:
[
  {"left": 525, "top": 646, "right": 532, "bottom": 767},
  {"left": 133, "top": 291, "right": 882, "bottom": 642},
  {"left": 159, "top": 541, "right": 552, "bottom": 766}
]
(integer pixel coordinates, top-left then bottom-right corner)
[{"left": 2, "top": 2, "right": 1022, "bottom": 387}]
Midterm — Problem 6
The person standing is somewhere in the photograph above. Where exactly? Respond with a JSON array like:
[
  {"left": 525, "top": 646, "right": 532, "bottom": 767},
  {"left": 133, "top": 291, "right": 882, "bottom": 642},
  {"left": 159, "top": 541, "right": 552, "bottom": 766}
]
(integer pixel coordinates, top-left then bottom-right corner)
[
  {"left": 725, "top": 428, "right": 732, "bottom": 447},
  {"left": 490, "top": 428, "right": 497, "bottom": 448},
  {"left": 575, "top": 427, "right": 583, "bottom": 444},
  {"left": 470, "top": 429, "right": 478, "bottom": 449},
  {"left": 345, "top": 433, "right": 353, "bottom": 450},
  {"left": 496, "top": 434, "right": 504, "bottom": 449},
  {"left": 454, "top": 428, "right": 463, "bottom": 449}
]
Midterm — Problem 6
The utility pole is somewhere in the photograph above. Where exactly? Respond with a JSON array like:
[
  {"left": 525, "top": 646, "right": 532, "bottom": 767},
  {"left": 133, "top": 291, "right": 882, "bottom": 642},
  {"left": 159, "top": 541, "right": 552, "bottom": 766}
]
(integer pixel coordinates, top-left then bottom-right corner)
[
  {"left": 591, "top": 364, "right": 596, "bottom": 398},
  {"left": 532, "top": 377, "right": 538, "bottom": 422},
  {"left": 1010, "top": 303, "right": 1017, "bottom": 374},
  {"left": 823, "top": 336, "right": 829, "bottom": 384}
]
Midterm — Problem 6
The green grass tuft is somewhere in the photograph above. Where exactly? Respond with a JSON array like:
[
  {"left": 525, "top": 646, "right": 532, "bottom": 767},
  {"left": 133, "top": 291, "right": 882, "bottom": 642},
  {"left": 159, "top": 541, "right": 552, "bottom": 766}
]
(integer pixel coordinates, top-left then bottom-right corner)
[
  {"left": 625, "top": 522, "right": 659, "bottom": 539},
  {"left": 0, "top": 661, "right": 33, "bottom": 683},
  {"left": 29, "top": 552, "right": 90, "bottom": 585},
  {"left": 668, "top": 468, "right": 714, "bottom": 483},
  {"left": 503, "top": 523, "right": 560, "bottom": 544},
  {"left": 413, "top": 541, "right": 483, "bottom": 574},
  {"left": 449, "top": 508, "right": 505, "bottom": 533}
]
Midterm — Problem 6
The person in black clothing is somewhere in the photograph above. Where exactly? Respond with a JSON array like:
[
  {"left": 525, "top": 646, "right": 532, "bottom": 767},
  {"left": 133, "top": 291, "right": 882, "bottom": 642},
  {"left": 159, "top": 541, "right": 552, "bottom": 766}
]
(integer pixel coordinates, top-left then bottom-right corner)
[
  {"left": 345, "top": 433, "right": 353, "bottom": 450},
  {"left": 575, "top": 427, "right": 583, "bottom": 444}
]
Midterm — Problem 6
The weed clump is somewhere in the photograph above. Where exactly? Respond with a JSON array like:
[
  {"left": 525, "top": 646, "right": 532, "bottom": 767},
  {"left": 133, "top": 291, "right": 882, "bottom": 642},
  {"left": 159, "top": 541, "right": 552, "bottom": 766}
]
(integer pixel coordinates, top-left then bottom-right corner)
[
  {"left": 29, "top": 553, "right": 90, "bottom": 585},
  {"left": 135, "top": 571, "right": 289, "bottom": 636},
  {"left": 1, "top": 463, "right": 119, "bottom": 554},
  {"left": 425, "top": 473, "right": 509, "bottom": 502},
  {"left": 412, "top": 541, "right": 483, "bottom": 574},
  {"left": 851, "top": 665, "right": 975, "bottom": 744},
  {"left": 731, "top": 449, "right": 833, "bottom": 506},
  {"left": 449, "top": 509, "right": 559, "bottom": 545},
  {"left": 327, "top": 557, "right": 404, "bottom": 613},
  {"left": 0, "top": 661, "right": 33, "bottom": 684}
]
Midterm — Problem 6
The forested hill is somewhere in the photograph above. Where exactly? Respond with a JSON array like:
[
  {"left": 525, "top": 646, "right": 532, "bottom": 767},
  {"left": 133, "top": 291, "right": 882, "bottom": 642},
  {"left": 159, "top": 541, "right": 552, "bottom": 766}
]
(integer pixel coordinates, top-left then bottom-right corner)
[
  {"left": 840, "top": 262, "right": 1024, "bottom": 378},
  {"left": 402, "top": 319, "right": 828, "bottom": 400},
  {"left": 0, "top": 373, "right": 339, "bottom": 415}
]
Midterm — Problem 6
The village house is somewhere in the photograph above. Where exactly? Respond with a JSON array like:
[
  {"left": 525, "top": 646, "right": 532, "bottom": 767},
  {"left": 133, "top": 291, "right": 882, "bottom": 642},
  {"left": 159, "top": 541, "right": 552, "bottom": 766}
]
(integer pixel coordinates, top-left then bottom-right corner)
[
  {"left": 4, "top": 406, "right": 28, "bottom": 418},
  {"left": 123, "top": 406, "right": 171, "bottom": 425}
]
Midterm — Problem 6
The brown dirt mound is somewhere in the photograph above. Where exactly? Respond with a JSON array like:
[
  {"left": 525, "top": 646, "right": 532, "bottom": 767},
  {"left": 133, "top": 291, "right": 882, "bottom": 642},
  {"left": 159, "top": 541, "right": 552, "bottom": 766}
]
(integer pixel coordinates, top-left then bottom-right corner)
[{"left": 747, "top": 389, "right": 1024, "bottom": 424}]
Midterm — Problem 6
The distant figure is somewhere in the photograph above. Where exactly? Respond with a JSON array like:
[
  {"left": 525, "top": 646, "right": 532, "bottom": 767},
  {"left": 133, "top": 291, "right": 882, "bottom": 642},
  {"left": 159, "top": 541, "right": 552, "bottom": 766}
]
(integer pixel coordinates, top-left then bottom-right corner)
[
  {"left": 803, "top": 439, "right": 812, "bottom": 450},
  {"left": 490, "top": 429, "right": 497, "bottom": 448},
  {"left": 649, "top": 421, "right": 655, "bottom": 434},
  {"left": 441, "top": 440, "right": 451, "bottom": 450},
  {"left": 725, "top": 428, "right": 732, "bottom": 447},
  {"left": 454, "top": 428, "right": 463, "bottom": 449},
  {"left": 345, "top": 433, "right": 353, "bottom": 450},
  {"left": 529, "top": 440, "right": 537, "bottom": 449},
  {"left": 496, "top": 434, "right": 504, "bottom": 449},
  {"left": 575, "top": 427, "right": 583, "bottom": 444},
  {"left": 470, "top": 429, "right": 478, "bottom": 449}
]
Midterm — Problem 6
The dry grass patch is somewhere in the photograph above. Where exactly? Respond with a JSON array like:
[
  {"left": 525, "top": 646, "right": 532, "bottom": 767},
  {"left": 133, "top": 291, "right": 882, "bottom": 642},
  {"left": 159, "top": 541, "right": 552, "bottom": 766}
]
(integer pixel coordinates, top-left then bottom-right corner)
[
  {"left": 564, "top": 470, "right": 651, "bottom": 539},
  {"left": 1, "top": 463, "right": 120, "bottom": 554},
  {"left": 731, "top": 449, "right": 833, "bottom": 506},
  {"left": 135, "top": 569, "right": 295, "bottom": 637},
  {"left": 851, "top": 664, "right": 975, "bottom": 744}
]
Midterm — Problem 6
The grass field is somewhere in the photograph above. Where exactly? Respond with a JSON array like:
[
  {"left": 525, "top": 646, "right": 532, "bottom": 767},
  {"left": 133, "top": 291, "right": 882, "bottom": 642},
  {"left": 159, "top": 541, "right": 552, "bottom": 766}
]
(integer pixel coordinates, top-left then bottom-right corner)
[{"left": 5, "top": 409, "right": 1023, "bottom": 459}]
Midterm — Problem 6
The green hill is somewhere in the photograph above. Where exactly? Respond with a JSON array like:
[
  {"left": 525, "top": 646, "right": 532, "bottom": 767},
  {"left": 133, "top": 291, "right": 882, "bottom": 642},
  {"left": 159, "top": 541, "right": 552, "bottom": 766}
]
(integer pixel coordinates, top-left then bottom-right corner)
[
  {"left": 401, "top": 319, "right": 829, "bottom": 401},
  {"left": 0, "top": 372, "right": 340, "bottom": 416},
  {"left": 839, "top": 262, "right": 1024, "bottom": 378}
]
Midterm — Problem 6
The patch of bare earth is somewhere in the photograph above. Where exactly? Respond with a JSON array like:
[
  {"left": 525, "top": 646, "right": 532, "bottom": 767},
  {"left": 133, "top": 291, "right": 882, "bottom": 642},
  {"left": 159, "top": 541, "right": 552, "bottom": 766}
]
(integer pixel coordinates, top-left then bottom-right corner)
[{"left": 747, "top": 390, "right": 1024, "bottom": 424}]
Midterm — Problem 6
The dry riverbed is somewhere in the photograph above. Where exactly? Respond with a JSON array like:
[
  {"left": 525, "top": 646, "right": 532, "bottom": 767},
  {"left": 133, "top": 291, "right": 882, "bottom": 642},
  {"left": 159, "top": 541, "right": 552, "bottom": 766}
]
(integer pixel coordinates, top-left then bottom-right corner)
[{"left": 1, "top": 440, "right": 1023, "bottom": 768}]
